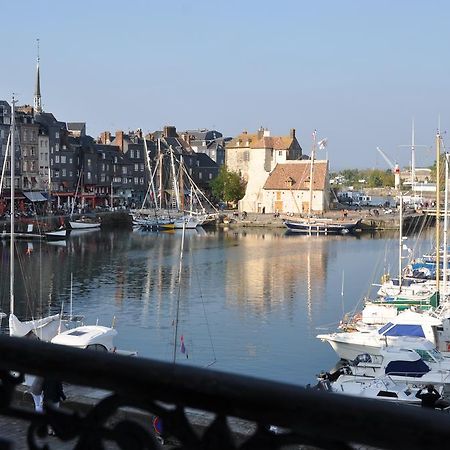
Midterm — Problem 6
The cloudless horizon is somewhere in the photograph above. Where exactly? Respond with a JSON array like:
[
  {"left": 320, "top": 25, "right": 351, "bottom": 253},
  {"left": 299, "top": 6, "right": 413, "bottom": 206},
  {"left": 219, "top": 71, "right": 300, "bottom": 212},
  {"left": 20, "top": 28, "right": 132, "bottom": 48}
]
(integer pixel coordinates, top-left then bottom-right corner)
[{"left": 1, "top": 0, "right": 450, "bottom": 170}]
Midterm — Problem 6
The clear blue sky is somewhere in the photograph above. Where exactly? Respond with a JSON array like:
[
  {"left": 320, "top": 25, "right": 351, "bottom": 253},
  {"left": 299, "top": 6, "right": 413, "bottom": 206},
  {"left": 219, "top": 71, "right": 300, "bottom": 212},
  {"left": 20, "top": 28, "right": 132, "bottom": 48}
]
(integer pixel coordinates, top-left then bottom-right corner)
[{"left": 1, "top": 0, "right": 449, "bottom": 170}]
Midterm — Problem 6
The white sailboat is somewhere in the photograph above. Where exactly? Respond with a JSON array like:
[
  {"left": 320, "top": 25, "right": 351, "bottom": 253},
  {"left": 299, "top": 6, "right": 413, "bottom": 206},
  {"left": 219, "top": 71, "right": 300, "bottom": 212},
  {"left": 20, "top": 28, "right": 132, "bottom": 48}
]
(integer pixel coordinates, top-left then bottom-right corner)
[
  {"left": 8, "top": 97, "right": 62, "bottom": 341},
  {"left": 69, "top": 169, "right": 101, "bottom": 230}
]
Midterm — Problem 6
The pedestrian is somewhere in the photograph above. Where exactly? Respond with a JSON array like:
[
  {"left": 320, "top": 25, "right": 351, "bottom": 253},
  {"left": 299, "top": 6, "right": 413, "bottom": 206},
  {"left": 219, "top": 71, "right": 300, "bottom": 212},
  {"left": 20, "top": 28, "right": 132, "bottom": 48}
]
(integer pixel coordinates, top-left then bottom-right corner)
[
  {"left": 30, "top": 376, "right": 43, "bottom": 413},
  {"left": 415, "top": 384, "right": 441, "bottom": 408},
  {"left": 43, "top": 378, "right": 66, "bottom": 435}
]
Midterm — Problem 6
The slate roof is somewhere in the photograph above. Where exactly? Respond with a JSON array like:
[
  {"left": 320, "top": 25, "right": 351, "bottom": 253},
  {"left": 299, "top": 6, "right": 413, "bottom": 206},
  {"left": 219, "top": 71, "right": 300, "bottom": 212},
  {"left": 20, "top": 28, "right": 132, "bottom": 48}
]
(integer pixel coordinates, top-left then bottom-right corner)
[{"left": 263, "top": 161, "right": 328, "bottom": 191}]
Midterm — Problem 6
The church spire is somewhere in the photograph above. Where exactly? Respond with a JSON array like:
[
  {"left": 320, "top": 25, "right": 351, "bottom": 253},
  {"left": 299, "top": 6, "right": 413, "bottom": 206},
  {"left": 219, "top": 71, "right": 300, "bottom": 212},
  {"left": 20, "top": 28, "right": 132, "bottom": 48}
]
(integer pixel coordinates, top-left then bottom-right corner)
[{"left": 33, "top": 38, "right": 42, "bottom": 114}]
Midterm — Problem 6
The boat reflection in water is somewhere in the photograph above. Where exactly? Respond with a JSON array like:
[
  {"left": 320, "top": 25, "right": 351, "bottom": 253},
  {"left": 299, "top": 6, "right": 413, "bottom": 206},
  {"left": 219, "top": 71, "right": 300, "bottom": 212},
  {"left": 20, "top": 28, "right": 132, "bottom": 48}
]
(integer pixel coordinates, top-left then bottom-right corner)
[{"left": 0, "top": 227, "right": 434, "bottom": 386}]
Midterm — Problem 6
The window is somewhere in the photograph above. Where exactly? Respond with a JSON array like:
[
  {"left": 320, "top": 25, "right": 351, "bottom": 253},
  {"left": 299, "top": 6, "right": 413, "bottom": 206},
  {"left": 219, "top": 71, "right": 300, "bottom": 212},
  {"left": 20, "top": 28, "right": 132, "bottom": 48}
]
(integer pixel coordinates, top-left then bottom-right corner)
[
  {"left": 136, "top": 150, "right": 140, "bottom": 158},
  {"left": 87, "top": 172, "right": 92, "bottom": 180},
  {"left": 87, "top": 159, "right": 92, "bottom": 168},
  {"left": 199, "top": 172, "right": 202, "bottom": 180},
  {"left": 134, "top": 177, "right": 138, "bottom": 184},
  {"left": 62, "top": 169, "right": 66, "bottom": 176},
  {"left": 122, "top": 167, "right": 127, "bottom": 175},
  {"left": 61, "top": 155, "right": 66, "bottom": 163},
  {"left": 130, "top": 150, "right": 134, "bottom": 158},
  {"left": 69, "top": 158, "right": 72, "bottom": 164},
  {"left": 134, "top": 163, "right": 139, "bottom": 171},
  {"left": 209, "top": 172, "right": 213, "bottom": 180},
  {"left": 140, "top": 177, "right": 144, "bottom": 185},
  {"left": 140, "top": 163, "right": 144, "bottom": 171},
  {"left": 55, "top": 143, "right": 59, "bottom": 152},
  {"left": 55, "top": 155, "right": 60, "bottom": 163},
  {"left": 54, "top": 170, "right": 60, "bottom": 178}
]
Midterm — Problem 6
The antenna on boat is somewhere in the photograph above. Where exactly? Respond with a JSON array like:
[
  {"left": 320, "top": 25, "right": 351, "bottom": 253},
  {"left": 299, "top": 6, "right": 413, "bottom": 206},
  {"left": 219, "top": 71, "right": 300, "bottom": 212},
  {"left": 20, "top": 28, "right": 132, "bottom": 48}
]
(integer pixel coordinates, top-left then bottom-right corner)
[
  {"left": 172, "top": 221, "right": 186, "bottom": 363},
  {"left": 70, "top": 272, "right": 73, "bottom": 321}
]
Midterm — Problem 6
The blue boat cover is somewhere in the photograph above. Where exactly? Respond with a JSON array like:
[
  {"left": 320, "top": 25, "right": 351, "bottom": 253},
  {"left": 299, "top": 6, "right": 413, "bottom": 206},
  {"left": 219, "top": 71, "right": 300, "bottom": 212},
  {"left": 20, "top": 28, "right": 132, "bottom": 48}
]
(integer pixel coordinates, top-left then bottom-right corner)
[
  {"left": 379, "top": 324, "right": 425, "bottom": 337},
  {"left": 385, "top": 359, "right": 430, "bottom": 377}
]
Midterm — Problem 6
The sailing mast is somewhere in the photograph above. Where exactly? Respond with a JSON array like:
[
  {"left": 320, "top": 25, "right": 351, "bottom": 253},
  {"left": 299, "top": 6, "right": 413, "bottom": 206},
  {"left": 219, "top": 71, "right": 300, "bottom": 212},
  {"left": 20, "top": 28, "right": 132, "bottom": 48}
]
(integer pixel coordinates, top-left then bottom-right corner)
[
  {"left": 172, "top": 222, "right": 186, "bottom": 363},
  {"left": 443, "top": 153, "right": 449, "bottom": 296},
  {"left": 436, "top": 131, "right": 441, "bottom": 302},
  {"left": 158, "top": 138, "right": 163, "bottom": 210},
  {"left": 308, "top": 130, "right": 317, "bottom": 218},
  {"left": 398, "top": 194, "right": 403, "bottom": 291},
  {"left": 10, "top": 97, "right": 16, "bottom": 316}
]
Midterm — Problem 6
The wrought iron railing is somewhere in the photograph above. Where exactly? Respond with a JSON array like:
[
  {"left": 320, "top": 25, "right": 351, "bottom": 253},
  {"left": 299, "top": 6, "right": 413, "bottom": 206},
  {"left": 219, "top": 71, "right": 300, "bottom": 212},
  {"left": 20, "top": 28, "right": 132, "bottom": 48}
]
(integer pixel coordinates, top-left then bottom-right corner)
[{"left": 0, "top": 335, "right": 448, "bottom": 449}]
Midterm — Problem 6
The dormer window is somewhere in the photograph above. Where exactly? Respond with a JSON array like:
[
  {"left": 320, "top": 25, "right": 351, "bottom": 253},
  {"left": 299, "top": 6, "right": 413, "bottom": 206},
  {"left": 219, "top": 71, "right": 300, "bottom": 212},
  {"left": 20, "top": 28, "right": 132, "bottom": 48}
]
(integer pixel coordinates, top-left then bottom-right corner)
[{"left": 285, "top": 176, "right": 295, "bottom": 188}]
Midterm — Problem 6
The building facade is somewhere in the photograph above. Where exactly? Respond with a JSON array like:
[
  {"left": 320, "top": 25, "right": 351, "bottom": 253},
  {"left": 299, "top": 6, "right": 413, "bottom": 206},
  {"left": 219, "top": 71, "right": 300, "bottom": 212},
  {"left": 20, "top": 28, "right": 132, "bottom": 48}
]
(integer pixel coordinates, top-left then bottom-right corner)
[
  {"left": 226, "top": 128, "right": 303, "bottom": 212},
  {"left": 262, "top": 160, "right": 329, "bottom": 214}
]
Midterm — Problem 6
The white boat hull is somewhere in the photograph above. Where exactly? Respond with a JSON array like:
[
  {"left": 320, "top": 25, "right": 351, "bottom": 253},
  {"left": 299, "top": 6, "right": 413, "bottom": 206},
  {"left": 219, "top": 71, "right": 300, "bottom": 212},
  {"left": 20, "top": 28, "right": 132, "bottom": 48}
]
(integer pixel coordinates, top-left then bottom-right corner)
[{"left": 69, "top": 221, "right": 101, "bottom": 230}]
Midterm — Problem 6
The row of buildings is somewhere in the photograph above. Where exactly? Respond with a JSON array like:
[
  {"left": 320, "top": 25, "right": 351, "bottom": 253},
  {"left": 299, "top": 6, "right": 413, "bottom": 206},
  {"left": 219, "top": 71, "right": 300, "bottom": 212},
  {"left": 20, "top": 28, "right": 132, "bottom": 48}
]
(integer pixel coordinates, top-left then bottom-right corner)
[{"left": 0, "top": 55, "right": 332, "bottom": 215}]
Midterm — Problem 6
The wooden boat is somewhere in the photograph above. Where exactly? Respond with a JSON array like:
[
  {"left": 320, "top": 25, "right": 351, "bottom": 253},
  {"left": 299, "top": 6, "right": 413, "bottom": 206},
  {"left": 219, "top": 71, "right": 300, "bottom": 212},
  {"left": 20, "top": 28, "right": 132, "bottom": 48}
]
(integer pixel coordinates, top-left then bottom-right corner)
[
  {"left": 69, "top": 217, "right": 101, "bottom": 229},
  {"left": 283, "top": 217, "right": 361, "bottom": 235}
]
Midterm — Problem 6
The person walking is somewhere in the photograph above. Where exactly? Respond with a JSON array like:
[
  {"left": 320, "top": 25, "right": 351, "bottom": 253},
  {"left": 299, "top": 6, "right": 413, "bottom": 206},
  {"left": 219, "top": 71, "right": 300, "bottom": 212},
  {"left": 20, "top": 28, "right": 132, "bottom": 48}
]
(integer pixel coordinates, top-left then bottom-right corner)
[
  {"left": 30, "top": 376, "right": 43, "bottom": 413},
  {"left": 43, "top": 378, "right": 66, "bottom": 435}
]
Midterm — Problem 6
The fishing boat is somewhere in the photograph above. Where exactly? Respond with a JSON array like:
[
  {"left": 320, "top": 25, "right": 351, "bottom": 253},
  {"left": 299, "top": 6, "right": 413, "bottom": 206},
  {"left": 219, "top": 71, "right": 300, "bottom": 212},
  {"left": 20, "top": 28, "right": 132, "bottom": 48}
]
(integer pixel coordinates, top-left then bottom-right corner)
[
  {"left": 283, "top": 217, "right": 362, "bottom": 235},
  {"left": 283, "top": 132, "right": 361, "bottom": 235},
  {"left": 69, "top": 217, "right": 101, "bottom": 230}
]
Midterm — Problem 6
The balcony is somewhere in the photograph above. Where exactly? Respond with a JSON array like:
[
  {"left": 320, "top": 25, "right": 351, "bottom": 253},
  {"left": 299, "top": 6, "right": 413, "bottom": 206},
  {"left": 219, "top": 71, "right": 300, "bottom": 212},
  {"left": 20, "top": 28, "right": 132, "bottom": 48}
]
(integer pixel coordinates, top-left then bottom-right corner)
[{"left": 0, "top": 335, "right": 447, "bottom": 449}]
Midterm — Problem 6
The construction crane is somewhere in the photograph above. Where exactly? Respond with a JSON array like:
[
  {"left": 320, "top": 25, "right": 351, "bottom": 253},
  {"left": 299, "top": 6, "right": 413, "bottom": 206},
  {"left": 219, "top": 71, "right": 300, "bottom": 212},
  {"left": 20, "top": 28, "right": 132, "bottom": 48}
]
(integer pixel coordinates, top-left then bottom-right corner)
[{"left": 376, "top": 147, "right": 400, "bottom": 189}]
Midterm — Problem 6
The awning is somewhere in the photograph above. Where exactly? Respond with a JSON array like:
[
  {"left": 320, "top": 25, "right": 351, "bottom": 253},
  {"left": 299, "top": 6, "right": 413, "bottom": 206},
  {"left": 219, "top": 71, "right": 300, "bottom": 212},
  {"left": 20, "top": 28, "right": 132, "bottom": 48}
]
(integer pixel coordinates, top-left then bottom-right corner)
[{"left": 23, "top": 191, "right": 47, "bottom": 202}]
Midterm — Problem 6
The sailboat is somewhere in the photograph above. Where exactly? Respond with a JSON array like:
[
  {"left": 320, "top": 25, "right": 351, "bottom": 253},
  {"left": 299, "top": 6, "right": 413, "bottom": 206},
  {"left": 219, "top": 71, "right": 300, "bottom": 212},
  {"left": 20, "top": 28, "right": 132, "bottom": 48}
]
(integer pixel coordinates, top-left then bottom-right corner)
[
  {"left": 283, "top": 132, "right": 361, "bottom": 235},
  {"left": 69, "top": 170, "right": 101, "bottom": 230},
  {"left": 7, "top": 97, "right": 62, "bottom": 341}
]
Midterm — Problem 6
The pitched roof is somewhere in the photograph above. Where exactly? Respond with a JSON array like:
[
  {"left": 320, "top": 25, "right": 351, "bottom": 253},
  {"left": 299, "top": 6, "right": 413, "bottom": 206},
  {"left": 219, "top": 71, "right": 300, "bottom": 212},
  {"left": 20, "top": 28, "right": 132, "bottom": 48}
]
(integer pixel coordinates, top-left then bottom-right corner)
[
  {"left": 250, "top": 136, "right": 294, "bottom": 150},
  {"left": 227, "top": 131, "right": 297, "bottom": 150},
  {"left": 263, "top": 161, "right": 328, "bottom": 191}
]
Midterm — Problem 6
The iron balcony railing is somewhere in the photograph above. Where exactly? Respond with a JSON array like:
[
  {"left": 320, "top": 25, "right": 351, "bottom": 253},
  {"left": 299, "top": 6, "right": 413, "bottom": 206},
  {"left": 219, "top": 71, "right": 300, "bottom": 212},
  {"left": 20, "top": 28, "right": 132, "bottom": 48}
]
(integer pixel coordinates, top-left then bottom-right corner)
[{"left": 0, "top": 335, "right": 448, "bottom": 449}]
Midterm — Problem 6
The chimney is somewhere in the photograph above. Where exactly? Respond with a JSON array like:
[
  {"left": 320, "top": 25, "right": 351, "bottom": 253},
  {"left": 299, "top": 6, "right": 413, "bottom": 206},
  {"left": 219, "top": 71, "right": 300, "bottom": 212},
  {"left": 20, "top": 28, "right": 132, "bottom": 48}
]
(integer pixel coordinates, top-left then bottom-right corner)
[
  {"left": 163, "top": 126, "right": 177, "bottom": 138},
  {"left": 100, "top": 131, "right": 111, "bottom": 144},
  {"left": 257, "top": 127, "right": 264, "bottom": 139},
  {"left": 290, "top": 128, "right": 296, "bottom": 139},
  {"left": 115, "top": 130, "right": 124, "bottom": 151}
]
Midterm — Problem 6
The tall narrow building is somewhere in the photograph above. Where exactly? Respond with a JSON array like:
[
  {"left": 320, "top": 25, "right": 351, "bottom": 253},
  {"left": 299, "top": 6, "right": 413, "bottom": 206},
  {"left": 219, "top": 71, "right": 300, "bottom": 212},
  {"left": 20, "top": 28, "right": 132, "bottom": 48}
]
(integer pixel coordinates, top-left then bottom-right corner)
[{"left": 33, "top": 39, "right": 42, "bottom": 114}]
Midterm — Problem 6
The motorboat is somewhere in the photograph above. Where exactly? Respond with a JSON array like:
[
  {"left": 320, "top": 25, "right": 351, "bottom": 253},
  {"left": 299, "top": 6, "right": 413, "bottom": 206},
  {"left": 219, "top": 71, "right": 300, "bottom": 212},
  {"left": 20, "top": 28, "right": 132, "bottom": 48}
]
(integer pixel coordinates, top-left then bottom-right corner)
[
  {"left": 316, "top": 370, "right": 434, "bottom": 405},
  {"left": 318, "top": 310, "right": 445, "bottom": 360},
  {"left": 51, "top": 325, "right": 137, "bottom": 356},
  {"left": 338, "top": 345, "right": 450, "bottom": 387}
]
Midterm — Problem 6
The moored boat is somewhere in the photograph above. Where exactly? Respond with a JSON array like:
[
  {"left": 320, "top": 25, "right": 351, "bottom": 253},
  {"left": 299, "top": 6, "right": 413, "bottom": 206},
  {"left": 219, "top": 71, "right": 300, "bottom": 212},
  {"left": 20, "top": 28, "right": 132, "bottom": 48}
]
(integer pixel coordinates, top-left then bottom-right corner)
[{"left": 283, "top": 218, "right": 361, "bottom": 235}]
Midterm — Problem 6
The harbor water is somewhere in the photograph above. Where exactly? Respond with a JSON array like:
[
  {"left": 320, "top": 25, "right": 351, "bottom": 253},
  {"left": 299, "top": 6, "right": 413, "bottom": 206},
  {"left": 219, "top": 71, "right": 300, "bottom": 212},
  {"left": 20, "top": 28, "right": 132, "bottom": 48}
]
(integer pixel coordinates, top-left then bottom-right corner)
[{"left": 0, "top": 226, "right": 435, "bottom": 386}]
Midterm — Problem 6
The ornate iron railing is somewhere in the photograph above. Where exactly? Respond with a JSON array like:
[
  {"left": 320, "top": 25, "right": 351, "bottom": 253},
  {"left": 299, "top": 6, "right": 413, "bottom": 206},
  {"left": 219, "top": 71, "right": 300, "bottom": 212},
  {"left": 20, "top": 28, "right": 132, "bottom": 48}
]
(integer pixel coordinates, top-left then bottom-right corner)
[{"left": 0, "top": 335, "right": 448, "bottom": 449}]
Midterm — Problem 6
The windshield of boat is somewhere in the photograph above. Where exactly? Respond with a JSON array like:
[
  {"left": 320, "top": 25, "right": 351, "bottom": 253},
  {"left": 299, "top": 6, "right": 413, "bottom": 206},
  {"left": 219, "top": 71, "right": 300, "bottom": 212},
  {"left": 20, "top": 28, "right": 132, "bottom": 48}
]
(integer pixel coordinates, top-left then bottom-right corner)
[{"left": 415, "top": 348, "right": 444, "bottom": 362}]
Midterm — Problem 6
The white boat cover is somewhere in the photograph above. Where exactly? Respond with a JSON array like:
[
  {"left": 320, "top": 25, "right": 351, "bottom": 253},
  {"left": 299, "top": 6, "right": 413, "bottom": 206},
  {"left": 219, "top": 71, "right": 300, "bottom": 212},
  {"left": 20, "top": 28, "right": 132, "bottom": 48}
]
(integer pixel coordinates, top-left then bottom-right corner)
[{"left": 9, "top": 313, "right": 63, "bottom": 342}]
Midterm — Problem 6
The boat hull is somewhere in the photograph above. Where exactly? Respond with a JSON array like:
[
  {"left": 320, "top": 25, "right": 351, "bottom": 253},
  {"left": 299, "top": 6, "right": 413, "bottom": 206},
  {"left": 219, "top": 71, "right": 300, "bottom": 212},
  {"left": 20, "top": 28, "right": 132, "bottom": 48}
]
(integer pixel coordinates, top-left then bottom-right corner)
[
  {"left": 283, "top": 219, "right": 361, "bottom": 235},
  {"left": 69, "top": 221, "right": 101, "bottom": 230}
]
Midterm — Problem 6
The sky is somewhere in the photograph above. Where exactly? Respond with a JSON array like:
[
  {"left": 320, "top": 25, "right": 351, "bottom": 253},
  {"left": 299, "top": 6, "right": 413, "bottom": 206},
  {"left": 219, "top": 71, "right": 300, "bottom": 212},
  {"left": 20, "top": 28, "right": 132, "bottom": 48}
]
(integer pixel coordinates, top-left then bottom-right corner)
[{"left": 1, "top": 0, "right": 450, "bottom": 170}]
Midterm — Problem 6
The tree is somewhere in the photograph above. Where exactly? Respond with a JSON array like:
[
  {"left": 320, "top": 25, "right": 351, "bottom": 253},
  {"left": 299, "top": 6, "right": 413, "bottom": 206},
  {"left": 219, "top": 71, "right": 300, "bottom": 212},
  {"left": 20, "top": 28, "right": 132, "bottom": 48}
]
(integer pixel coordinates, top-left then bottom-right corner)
[{"left": 210, "top": 166, "right": 246, "bottom": 205}]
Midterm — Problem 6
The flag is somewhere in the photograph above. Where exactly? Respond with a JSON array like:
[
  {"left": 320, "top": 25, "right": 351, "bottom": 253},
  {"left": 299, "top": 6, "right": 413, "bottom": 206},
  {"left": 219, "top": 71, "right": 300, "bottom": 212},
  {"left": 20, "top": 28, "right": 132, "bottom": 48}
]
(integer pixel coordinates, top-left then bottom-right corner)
[
  {"left": 180, "top": 335, "right": 188, "bottom": 358},
  {"left": 318, "top": 138, "right": 328, "bottom": 150}
]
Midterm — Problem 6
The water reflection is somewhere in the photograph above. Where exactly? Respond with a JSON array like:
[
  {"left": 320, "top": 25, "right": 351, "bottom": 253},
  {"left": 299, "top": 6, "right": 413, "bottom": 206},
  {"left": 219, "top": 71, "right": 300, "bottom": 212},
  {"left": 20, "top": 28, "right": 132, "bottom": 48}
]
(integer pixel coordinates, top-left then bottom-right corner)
[{"left": 0, "top": 227, "right": 435, "bottom": 386}]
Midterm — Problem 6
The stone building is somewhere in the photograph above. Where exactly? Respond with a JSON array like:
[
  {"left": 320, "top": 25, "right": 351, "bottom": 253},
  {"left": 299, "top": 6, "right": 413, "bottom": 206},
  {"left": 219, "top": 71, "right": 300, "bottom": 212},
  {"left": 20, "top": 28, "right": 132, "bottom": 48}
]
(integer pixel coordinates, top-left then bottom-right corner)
[
  {"left": 262, "top": 160, "right": 329, "bottom": 214},
  {"left": 225, "top": 128, "right": 303, "bottom": 212}
]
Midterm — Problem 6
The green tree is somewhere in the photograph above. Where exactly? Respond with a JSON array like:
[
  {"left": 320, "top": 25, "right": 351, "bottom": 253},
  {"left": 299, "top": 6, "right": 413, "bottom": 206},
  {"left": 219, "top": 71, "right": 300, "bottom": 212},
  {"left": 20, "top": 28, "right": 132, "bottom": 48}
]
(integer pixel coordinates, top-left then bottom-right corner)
[{"left": 210, "top": 166, "right": 246, "bottom": 205}]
